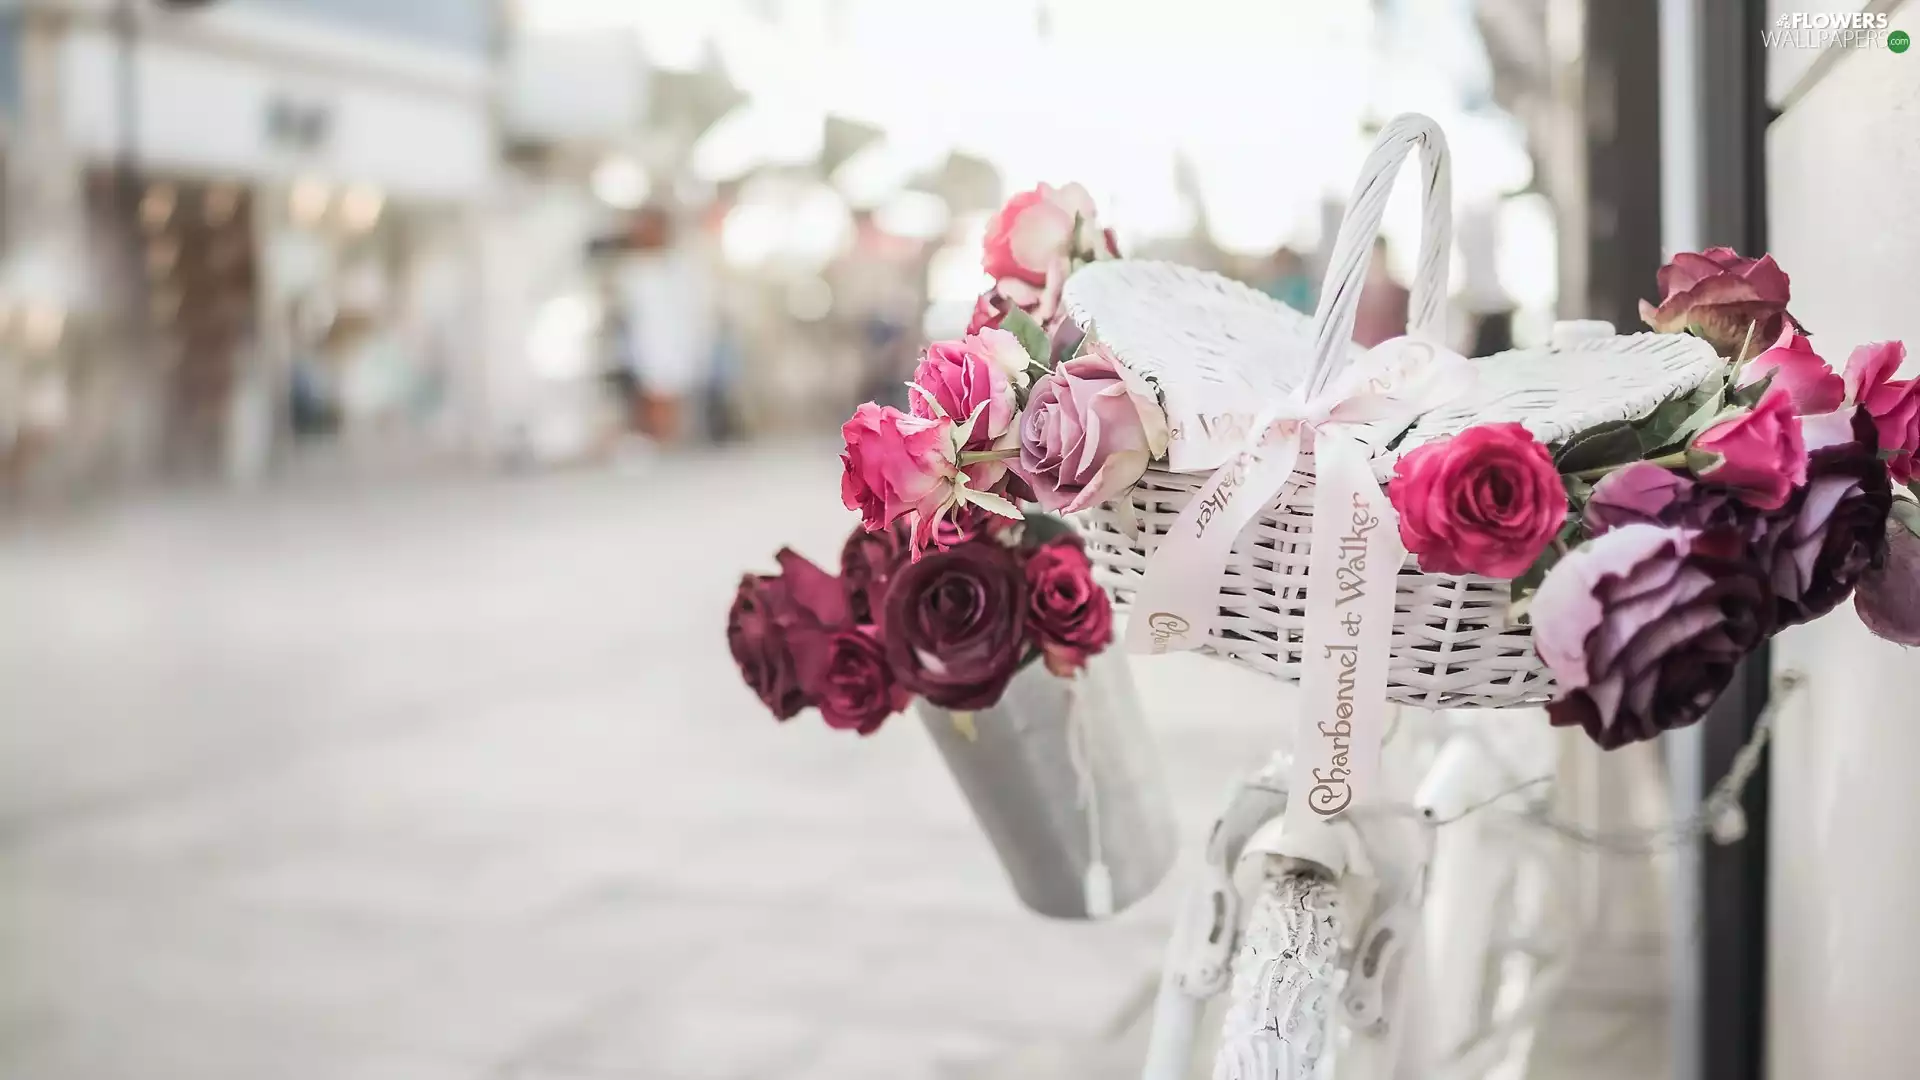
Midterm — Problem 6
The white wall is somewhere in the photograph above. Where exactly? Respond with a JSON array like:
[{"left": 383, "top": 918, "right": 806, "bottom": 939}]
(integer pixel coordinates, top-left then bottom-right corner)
[{"left": 1766, "top": 4, "right": 1920, "bottom": 1076}]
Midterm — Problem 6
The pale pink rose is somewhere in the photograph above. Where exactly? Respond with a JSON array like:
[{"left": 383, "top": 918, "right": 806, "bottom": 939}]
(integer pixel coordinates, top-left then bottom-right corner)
[
  {"left": 966, "top": 326, "right": 1037, "bottom": 392},
  {"left": 840, "top": 403, "right": 958, "bottom": 535},
  {"left": 1690, "top": 386, "right": 1807, "bottom": 511},
  {"left": 1013, "top": 342, "right": 1169, "bottom": 514},
  {"left": 982, "top": 183, "right": 1100, "bottom": 286},
  {"left": 1736, "top": 327, "right": 1843, "bottom": 414},
  {"left": 1843, "top": 340, "right": 1920, "bottom": 482}
]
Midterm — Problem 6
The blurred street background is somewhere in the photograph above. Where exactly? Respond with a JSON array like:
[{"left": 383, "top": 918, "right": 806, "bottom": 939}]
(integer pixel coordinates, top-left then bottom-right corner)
[{"left": 10, "top": 0, "right": 1912, "bottom": 1077}]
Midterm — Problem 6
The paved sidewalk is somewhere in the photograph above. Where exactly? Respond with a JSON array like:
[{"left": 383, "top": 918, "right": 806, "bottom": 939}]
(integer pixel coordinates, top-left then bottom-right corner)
[{"left": 0, "top": 447, "right": 1670, "bottom": 1079}]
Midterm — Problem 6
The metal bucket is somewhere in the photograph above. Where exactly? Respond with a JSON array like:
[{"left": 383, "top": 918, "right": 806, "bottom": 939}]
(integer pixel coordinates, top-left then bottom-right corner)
[{"left": 917, "top": 649, "right": 1178, "bottom": 920}]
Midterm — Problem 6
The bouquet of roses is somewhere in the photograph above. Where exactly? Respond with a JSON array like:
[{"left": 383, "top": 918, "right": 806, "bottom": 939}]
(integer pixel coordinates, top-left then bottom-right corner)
[
  {"left": 1385, "top": 247, "right": 1920, "bottom": 749},
  {"left": 725, "top": 510, "right": 1116, "bottom": 732},
  {"left": 839, "top": 183, "right": 1172, "bottom": 556}
]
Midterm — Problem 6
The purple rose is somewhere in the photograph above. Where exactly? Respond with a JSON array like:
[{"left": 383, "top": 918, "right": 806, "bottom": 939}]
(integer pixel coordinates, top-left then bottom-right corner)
[
  {"left": 1856, "top": 515, "right": 1920, "bottom": 645},
  {"left": 1013, "top": 342, "right": 1170, "bottom": 514},
  {"left": 1532, "top": 524, "right": 1774, "bottom": 749},
  {"left": 1750, "top": 420, "right": 1892, "bottom": 627},
  {"left": 1584, "top": 463, "right": 1740, "bottom": 535},
  {"left": 882, "top": 538, "right": 1030, "bottom": 710}
]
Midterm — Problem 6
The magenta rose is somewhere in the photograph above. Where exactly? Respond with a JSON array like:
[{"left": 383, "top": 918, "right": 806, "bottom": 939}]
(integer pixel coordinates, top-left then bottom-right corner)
[
  {"left": 983, "top": 183, "right": 1102, "bottom": 286},
  {"left": 790, "top": 626, "right": 910, "bottom": 735},
  {"left": 1842, "top": 340, "right": 1920, "bottom": 483},
  {"left": 1388, "top": 422, "right": 1569, "bottom": 579},
  {"left": 1023, "top": 538, "right": 1114, "bottom": 677},
  {"left": 882, "top": 538, "right": 1030, "bottom": 710},
  {"left": 1689, "top": 386, "right": 1807, "bottom": 511},
  {"left": 1856, "top": 514, "right": 1920, "bottom": 646},
  {"left": 1532, "top": 524, "right": 1774, "bottom": 749},
  {"left": 1749, "top": 417, "right": 1892, "bottom": 626},
  {"left": 725, "top": 548, "right": 850, "bottom": 721},
  {"left": 1639, "top": 247, "right": 1796, "bottom": 357},
  {"left": 1013, "top": 343, "right": 1170, "bottom": 514},
  {"left": 840, "top": 402, "right": 959, "bottom": 535},
  {"left": 1735, "top": 327, "right": 1842, "bottom": 414}
]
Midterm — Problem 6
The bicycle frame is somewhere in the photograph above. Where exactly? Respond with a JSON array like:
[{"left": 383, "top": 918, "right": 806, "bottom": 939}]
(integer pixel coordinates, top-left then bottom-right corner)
[{"left": 1144, "top": 707, "right": 1571, "bottom": 1080}]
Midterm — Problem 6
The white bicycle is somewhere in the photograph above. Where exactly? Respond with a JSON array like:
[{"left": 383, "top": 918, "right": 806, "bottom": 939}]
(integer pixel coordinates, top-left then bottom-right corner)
[{"left": 1143, "top": 706, "right": 1583, "bottom": 1080}]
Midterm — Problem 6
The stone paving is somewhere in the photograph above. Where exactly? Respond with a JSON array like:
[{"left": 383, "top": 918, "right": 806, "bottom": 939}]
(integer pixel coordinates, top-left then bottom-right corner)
[{"left": 0, "top": 446, "right": 1667, "bottom": 1079}]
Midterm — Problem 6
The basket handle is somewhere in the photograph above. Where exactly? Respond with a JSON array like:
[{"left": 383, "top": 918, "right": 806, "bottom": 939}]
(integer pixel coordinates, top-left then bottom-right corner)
[{"left": 1301, "top": 114, "right": 1453, "bottom": 398}]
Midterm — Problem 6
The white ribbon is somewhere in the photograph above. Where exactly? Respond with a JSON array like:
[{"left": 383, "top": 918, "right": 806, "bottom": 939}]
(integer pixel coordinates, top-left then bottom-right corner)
[{"left": 1124, "top": 337, "right": 1474, "bottom": 822}]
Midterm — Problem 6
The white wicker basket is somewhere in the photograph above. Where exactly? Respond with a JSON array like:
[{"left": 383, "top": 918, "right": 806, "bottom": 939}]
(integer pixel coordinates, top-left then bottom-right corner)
[{"left": 1063, "top": 114, "right": 1723, "bottom": 708}]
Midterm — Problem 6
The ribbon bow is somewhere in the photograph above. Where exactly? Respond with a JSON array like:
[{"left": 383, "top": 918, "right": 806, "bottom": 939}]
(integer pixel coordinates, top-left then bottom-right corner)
[{"left": 1124, "top": 336, "right": 1473, "bottom": 822}]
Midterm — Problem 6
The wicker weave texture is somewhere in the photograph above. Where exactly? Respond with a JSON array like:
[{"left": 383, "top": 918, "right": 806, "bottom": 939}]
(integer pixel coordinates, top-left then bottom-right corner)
[{"left": 1061, "top": 114, "right": 1721, "bottom": 707}]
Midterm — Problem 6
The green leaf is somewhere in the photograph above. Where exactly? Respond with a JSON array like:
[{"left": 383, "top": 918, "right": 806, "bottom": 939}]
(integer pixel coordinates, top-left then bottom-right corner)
[
  {"left": 1000, "top": 306, "right": 1050, "bottom": 368},
  {"left": 1552, "top": 420, "right": 1643, "bottom": 474},
  {"left": 1879, "top": 448, "right": 1904, "bottom": 461},
  {"left": 1562, "top": 473, "right": 1594, "bottom": 508},
  {"left": 1507, "top": 518, "right": 1583, "bottom": 625},
  {"left": 1661, "top": 381, "right": 1735, "bottom": 452},
  {"left": 1726, "top": 368, "right": 1777, "bottom": 409},
  {"left": 1020, "top": 511, "right": 1077, "bottom": 545},
  {"left": 962, "top": 486, "right": 1024, "bottom": 520}
]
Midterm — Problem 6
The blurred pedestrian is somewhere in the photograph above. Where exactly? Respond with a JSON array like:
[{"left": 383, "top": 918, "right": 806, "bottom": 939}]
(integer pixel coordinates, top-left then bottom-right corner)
[
  {"left": 615, "top": 207, "right": 716, "bottom": 446},
  {"left": 1256, "top": 246, "right": 1316, "bottom": 314}
]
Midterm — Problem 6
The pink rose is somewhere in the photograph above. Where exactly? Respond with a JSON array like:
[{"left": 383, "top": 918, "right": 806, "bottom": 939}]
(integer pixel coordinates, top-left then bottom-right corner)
[
  {"left": 1639, "top": 247, "right": 1795, "bottom": 357},
  {"left": 1843, "top": 340, "right": 1920, "bottom": 482},
  {"left": 1689, "top": 386, "right": 1807, "bottom": 511},
  {"left": 983, "top": 183, "right": 1101, "bottom": 286},
  {"left": 1387, "top": 422, "right": 1568, "bottom": 579},
  {"left": 840, "top": 403, "right": 958, "bottom": 534},
  {"left": 1013, "top": 342, "right": 1170, "bottom": 514},
  {"left": 968, "top": 258, "right": 1069, "bottom": 336},
  {"left": 911, "top": 339, "right": 1017, "bottom": 447},
  {"left": 1736, "top": 327, "right": 1842, "bottom": 414}
]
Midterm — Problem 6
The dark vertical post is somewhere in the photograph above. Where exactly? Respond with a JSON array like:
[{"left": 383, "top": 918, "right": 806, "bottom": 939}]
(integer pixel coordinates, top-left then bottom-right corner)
[
  {"left": 1582, "top": 0, "right": 1664, "bottom": 330},
  {"left": 1688, "top": 6, "right": 1772, "bottom": 1080}
]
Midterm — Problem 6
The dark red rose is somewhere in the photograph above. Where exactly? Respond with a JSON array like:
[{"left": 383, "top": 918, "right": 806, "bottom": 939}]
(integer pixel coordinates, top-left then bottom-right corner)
[
  {"left": 841, "top": 522, "right": 907, "bottom": 627},
  {"left": 1750, "top": 414, "right": 1891, "bottom": 626},
  {"left": 791, "top": 626, "right": 909, "bottom": 735},
  {"left": 1639, "top": 247, "right": 1797, "bottom": 358},
  {"left": 727, "top": 575, "right": 808, "bottom": 720},
  {"left": 882, "top": 538, "right": 1029, "bottom": 710},
  {"left": 1024, "top": 538, "right": 1114, "bottom": 676},
  {"left": 725, "top": 549, "right": 850, "bottom": 721}
]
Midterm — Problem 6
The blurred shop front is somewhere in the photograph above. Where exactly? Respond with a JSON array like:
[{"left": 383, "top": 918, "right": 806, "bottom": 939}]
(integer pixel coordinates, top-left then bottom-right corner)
[{"left": 2, "top": 0, "right": 495, "bottom": 492}]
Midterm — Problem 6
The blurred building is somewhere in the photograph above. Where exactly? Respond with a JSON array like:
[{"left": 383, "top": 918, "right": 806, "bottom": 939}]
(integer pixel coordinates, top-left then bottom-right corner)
[{"left": 0, "top": 0, "right": 497, "bottom": 491}]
